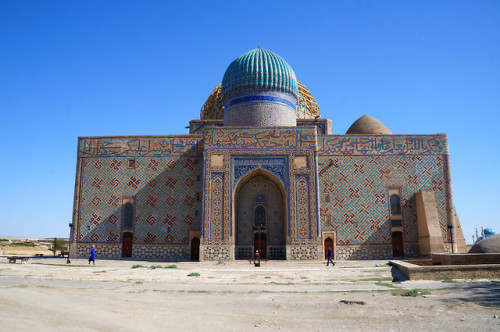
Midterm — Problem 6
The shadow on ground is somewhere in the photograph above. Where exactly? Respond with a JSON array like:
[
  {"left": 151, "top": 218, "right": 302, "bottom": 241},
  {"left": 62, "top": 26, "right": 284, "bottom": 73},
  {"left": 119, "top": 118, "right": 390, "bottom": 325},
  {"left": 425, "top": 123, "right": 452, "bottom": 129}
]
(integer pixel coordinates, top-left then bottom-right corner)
[
  {"left": 391, "top": 266, "right": 408, "bottom": 282},
  {"left": 451, "top": 282, "right": 500, "bottom": 308}
]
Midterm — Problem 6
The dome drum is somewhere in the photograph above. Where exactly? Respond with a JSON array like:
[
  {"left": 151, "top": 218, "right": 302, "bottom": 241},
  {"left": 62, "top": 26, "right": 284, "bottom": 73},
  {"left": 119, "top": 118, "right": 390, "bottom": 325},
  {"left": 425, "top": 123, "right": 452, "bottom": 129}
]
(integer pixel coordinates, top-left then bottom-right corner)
[{"left": 223, "top": 88, "right": 297, "bottom": 127}]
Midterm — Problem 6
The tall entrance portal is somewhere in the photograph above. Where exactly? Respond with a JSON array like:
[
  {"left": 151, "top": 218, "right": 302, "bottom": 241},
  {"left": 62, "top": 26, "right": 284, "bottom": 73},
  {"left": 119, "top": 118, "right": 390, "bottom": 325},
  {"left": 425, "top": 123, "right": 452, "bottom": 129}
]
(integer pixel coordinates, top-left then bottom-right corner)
[{"left": 235, "top": 171, "right": 286, "bottom": 260}]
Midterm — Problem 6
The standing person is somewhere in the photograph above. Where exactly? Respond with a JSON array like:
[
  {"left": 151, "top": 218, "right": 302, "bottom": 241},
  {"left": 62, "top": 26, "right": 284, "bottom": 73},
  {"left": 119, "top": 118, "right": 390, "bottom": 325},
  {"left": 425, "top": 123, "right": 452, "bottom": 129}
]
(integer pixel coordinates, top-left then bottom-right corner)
[
  {"left": 327, "top": 247, "right": 335, "bottom": 266},
  {"left": 89, "top": 245, "right": 96, "bottom": 265}
]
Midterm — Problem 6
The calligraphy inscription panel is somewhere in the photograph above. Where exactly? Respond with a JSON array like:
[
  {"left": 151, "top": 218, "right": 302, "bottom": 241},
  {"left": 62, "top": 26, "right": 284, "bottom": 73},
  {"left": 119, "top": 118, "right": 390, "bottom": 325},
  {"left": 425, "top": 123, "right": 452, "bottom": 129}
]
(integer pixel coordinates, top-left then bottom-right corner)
[
  {"left": 205, "top": 128, "right": 317, "bottom": 150},
  {"left": 78, "top": 136, "right": 203, "bottom": 157},
  {"left": 319, "top": 135, "right": 448, "bottom": 156}
]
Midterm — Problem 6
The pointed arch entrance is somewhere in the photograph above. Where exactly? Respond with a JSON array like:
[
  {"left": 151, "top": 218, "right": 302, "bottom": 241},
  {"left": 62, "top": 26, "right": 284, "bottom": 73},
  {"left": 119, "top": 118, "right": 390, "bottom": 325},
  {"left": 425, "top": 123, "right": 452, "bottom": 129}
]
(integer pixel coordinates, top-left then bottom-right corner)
[
  {"left": 324, "top": 237, "right": 333, "bottom": 259},
  {"left": 234, "top": 169, "right": 287, "bottom": 260}
]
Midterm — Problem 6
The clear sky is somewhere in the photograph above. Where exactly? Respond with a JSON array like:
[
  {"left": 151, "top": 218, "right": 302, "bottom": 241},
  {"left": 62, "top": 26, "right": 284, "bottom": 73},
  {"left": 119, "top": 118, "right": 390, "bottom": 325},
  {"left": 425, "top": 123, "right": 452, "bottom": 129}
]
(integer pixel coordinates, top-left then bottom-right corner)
[{"left": 0, "top": 1, "right": 498, "bottom": 242}]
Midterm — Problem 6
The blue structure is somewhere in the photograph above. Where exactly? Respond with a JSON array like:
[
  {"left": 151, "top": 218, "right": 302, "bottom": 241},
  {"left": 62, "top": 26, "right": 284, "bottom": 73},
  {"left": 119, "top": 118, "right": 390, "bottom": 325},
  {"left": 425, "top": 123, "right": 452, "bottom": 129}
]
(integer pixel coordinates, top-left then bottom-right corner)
[
  {"left": 222, "top": 48, "right": 298, "bottom": 127},
  {"left": 484, "top": 228, "right": 495, "bottom": 238}
]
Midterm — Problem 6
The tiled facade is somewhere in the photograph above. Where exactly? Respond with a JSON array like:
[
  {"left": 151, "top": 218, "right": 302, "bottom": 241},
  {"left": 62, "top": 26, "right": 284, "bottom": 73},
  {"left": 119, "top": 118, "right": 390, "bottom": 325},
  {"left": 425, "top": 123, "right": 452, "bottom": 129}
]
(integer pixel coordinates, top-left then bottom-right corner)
[
  {"left": 77, "top": 243, "right": 121, "bottom": 258},
  {"left": 132, "top": 245, "right": 189, "bottom": 260},
  {"left": 72, "top": 132, "right": 455, "bottom": 261},
  {"left": 289, "top": 246, "right": 319, "bottom": 260},
  {"left": 202, "top": 246, "right": 231, "bottom": 261}
]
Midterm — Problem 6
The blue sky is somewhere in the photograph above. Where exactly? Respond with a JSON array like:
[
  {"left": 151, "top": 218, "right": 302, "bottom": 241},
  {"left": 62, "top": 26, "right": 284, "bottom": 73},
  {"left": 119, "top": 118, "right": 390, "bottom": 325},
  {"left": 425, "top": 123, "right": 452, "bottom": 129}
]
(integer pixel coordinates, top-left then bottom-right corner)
[{"left": 0, "top": 1, "right": 498, "bottom": 242}]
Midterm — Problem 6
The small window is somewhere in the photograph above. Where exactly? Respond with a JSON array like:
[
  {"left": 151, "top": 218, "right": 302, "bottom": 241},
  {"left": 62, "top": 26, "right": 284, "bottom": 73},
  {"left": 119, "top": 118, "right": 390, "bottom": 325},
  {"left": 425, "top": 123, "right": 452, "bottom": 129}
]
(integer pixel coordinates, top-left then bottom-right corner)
[
  {"left": 324, "top": 193, "right": 330, "bottom": 203},
  {"left": 123, "top": 202, "right": 134, "bottom": 229},
  {"left": 196, "top": 175, "right": 201, "bottom": 182},
  {"left": 195, "top": 192, "right": 201, "bottom": 201},
  {"left": 254, "top": 205, "right": 266, "bottom": 229},
  {"left": 390, "top": 194, "right": 401, "bottom": 215},
  {"left": 391, "top": 219, "right": 402, "bottom": 227},
  {"left": 127, "top": 158, "right": 136, "bottom": 169}
]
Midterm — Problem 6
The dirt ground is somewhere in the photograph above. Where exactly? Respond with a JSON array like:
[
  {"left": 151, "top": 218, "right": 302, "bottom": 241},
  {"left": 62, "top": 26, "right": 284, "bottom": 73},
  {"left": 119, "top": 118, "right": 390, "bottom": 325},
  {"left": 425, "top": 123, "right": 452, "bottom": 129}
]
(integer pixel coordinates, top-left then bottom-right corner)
[
  {"left": 0, "top": 243, "right": 54, "bottom": 257},
  {"left": 0, "top": 258, "right": 499, "bottom": 331}
]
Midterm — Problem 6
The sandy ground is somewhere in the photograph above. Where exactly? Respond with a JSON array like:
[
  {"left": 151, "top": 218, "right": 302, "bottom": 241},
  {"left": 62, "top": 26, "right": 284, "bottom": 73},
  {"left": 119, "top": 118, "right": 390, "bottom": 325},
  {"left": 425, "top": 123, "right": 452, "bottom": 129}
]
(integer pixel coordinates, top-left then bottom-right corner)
[
  {"left": 0, "top": 244, "right": 53, "bottom": 257},
  {"left": 0, "top": 257, "right": 499, "bottom": 331}
]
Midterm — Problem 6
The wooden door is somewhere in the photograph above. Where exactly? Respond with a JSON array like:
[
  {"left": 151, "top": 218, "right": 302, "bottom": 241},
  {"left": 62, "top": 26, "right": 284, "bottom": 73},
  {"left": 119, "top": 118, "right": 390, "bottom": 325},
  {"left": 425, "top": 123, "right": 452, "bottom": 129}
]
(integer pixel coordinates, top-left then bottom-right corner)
[
  {"left": 392, "top": 232, "right": 404, "bottom": 257},
  {"left": 254, "top": 232, "right": 267, "bottom": 259},
  {"left": 324, "top": 237, "right": 334, "bottom": 259},
  {"left": 122, "top": 232, "right": 133, "bottom": 257},
  {"left": 190, "top": 237, "right": 200, "bottom": 260}
]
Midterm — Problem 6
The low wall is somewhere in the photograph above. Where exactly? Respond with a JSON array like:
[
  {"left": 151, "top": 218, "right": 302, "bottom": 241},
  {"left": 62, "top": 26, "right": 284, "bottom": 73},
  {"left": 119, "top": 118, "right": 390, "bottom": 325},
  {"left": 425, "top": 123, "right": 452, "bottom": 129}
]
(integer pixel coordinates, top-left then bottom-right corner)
[
  {"left": 432, "top": 253, "right": 500, "bottom": 265},
  {"left": 390, "top": 260, "right": 500, "bottom": 280}
]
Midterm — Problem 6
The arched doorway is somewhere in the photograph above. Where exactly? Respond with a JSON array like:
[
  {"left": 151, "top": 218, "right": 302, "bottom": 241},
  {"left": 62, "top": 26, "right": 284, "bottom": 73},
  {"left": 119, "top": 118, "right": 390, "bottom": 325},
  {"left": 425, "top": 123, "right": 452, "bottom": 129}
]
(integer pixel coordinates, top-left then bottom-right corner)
[
  {"left": 324, "top": 237, "right": 334, "bottom": 259},
  {"left": 190, "top": 237, "right": 200, "bottom": 261},
  {"left": 234, "top": 171, "right": 286, "bottom": 260},
  {"left": 392, "top": 231, "right": 404, "bottom": 257},
  {"left": 122, "top": 232, "right": 133, "bottom": 257}
]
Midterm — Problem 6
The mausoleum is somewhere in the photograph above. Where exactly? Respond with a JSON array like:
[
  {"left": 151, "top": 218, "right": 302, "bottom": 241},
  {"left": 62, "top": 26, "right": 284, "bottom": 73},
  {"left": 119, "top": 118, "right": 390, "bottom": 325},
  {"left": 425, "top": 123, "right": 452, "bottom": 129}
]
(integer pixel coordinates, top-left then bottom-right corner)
[{"left": 69, "top": 48, "right": 466, "bottom": 260}]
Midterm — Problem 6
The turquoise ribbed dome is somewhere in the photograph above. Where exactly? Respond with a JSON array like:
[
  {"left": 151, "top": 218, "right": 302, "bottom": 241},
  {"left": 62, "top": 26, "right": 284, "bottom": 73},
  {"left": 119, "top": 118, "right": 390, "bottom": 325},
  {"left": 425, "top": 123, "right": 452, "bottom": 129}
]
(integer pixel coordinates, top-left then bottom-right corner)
[{"left": 221, "top": 48, "right": 298, "bottom": 98}]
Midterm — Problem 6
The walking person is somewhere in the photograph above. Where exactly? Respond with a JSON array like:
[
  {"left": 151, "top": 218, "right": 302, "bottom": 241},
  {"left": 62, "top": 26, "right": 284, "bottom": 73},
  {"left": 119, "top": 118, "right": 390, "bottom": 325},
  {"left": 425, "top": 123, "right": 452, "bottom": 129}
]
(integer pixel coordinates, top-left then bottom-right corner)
[
  {"left": 89, "top": 244, "right": 96, "bottom": 265},
  {"left": 327, "top": 247, "right": 335, "bottom": 266}
]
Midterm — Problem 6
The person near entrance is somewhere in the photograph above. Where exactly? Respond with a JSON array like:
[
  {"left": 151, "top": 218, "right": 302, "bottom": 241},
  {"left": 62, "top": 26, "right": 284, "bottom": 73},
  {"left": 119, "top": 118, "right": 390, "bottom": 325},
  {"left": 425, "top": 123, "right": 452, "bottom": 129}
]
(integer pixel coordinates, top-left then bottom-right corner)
[
  {"left": 254, "top": 250, "right": 261, "bottom": 267},
  {"left": 89, "top": 245, "right": 96, "bottom": 265},
  {"left": 326, "top": 247, "right": 335, "bottom": 266}
]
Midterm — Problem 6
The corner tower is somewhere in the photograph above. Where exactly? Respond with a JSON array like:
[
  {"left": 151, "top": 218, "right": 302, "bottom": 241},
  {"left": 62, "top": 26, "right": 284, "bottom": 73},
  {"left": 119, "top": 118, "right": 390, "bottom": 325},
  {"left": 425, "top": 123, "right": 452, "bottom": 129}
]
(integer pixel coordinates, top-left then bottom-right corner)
[{"left": 221, "top": 48, "right": 299, "bottom": 127}]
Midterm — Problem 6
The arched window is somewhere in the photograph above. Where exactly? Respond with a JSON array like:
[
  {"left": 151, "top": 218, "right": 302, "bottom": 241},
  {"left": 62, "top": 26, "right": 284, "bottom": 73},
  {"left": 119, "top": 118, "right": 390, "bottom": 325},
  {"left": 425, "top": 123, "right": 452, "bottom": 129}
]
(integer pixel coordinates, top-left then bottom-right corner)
[
  {"left": 390, "top": 194, "right": 401, "bottom": 215},
  {"left": 254, "top": 205, "right": 266, "bottom": 229},
  {"left": 123, "top": 202, "right": 134, "bottom": 229}
]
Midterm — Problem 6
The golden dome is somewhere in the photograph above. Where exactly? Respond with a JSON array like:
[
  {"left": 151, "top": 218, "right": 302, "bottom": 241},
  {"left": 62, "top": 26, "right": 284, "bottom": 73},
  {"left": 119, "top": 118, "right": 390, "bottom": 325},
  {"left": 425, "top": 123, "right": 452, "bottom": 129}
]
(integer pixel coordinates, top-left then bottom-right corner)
[{"left": 200, "top": 80, "right": 319, "bottom": 120}]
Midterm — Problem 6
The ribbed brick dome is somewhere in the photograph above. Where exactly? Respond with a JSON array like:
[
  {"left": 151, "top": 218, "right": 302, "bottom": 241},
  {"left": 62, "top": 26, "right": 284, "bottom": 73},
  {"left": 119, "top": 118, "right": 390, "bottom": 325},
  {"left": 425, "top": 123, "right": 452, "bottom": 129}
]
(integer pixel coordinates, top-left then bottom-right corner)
[{"left": 221, "top": 48, "right": 298, "bottom": 98}]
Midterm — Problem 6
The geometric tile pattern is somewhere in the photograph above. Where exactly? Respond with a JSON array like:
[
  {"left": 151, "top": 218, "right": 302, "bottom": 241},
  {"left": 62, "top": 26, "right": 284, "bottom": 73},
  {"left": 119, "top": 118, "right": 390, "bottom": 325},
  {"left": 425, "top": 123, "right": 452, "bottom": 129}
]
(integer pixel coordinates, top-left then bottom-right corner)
[
  {"left": 76, "top": 244, "right": 190, "bottom": 260},
  {"left": 132, "top": 245, "right": 189, "bottom": 259},
  {"left": 319, "top": 154, "right": 449, "bottom": 245},
  {"left": 208, "top": 173, "right": 224, "bottom": 241},
  {"left": 78, "top": 155, "right": 202, "bottom": 244},
  {"left": 74, "top": 129, "right": 454, "bottom": 261},
  {"left": 202, "top": 246, "right": 231, "bottom": 260},
  {"left": 295, "top": 174, "right": 311, "bottom": 239},
  {"left": 335, "top": 245, "right": 393, "bottom": 260},
  {"left": 289, "top": 246, "right": 318, "bottom": 260},
  {"left": 77, "top": 243, "right": 121, "bottom": 258}
]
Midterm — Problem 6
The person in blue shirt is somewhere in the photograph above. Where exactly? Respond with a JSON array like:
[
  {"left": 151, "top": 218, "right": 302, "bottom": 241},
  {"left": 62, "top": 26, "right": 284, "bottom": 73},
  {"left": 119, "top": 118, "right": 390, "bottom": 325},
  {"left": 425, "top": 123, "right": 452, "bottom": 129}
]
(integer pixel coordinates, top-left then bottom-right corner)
[
  {"left": 327, "top": 247, "right": 335, "bottom": 266},
  {"left": 89, "top": 245, "right": 96, "bottom": 265}
]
